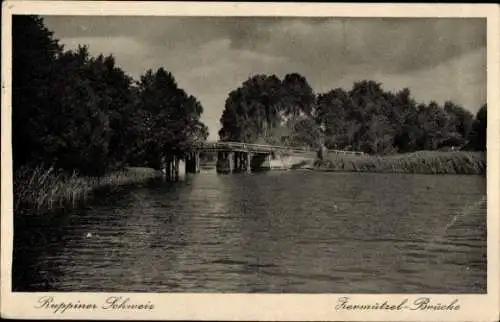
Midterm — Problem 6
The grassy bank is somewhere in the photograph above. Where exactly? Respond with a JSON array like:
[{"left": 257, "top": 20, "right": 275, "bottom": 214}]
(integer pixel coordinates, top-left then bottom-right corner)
[
  {"left": 14, "top": 166, "right": 162, "bottom": 215},
  {"left": 313, "top": 151, "right": 486, "bottom": 175}
]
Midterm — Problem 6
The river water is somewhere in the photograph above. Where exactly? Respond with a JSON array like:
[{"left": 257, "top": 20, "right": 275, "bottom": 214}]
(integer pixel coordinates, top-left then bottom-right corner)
[{"left": 13, "top": 170, "right": 487, "bottom": 293}]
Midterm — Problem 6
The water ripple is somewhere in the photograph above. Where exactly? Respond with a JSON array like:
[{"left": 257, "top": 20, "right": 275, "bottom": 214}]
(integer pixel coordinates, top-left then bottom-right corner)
[{"left": 13, "top": 172, "right": 487, "bottom": 293}]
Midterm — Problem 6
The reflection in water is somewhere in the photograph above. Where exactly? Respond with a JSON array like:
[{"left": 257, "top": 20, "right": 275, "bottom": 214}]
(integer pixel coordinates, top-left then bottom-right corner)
[{"left": 13, "top": 171, "right": 486, "bottom": 293}]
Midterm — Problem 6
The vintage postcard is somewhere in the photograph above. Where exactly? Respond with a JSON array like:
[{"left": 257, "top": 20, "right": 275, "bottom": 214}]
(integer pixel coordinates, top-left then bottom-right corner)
[{"left": 1, "top": 1, "right": 499, "bottom": 321}]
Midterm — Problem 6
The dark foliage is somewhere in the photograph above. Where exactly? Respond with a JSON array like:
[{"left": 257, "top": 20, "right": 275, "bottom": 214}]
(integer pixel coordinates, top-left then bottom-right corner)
[
  {"left": 219, "top": 76, "right": 486, "bottom": 154},
  {"left": 12, "top": 15, "right": 208, "bottom": 176}
]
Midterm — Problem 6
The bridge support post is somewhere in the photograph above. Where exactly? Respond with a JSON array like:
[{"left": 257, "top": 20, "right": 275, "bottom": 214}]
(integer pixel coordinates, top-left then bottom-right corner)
[
  {"left": 216, "top": 151, "right": 234, "bottom": 173},
  {"left": 264, "top": 153, "right": 272, "bottom": 170},
  {"left": 174, "top": 155, "right": 180, "bottom": 181},
  {"left": 185, "top": 152, "right": 200, "bottom": 174},
  {"left": 162, "top": 152, "right": 174, "bottom": 181},
  {"left": 228, "top": 152, "right": 234, "bottom": 173},
  {"left": 235, "top": 152, "right": 247, "bottom": 173},
  {"left": 166, "top": 154, "right": 178, "bottom": 182},
  {"left": 246, "top": 152, "right": 252, "bottom": 173},
  {"left": 171, "top": 155, "right": 175, "bottom": 181},
  {"left": 167, "top": 156, "right": 171, "bottom": 181},
  {"left": 161, "top": 155, "right": 167, "bottom": 178},
  {"left": 240, "top": 152, "right": 245, "bottom": 172},
  {"left": 168, "top": 159, "right": 172, "bottom": 181},
  {"left": 196, "top": 152, "right": 200, "bottom": 173},
  {"left": 233, "top": 152, "right": 239, "bottom": 171}
]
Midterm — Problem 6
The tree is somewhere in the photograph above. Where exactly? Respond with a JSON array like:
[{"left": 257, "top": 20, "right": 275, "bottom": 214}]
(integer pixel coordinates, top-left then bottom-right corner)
[
  {"left": 12, "top": 15, "right": 209, "bottom": 175},
  {"left": 392, "top": 88, "right": 418, "bottom": 152},
  {"left": 41, "top": 46, "right": 113, "bottom": 176},
  {"left": 280, "top": 73, "right": 316, "bottom": 118},
  {"left": 442, "top": 101, "right": 474, "bottom": 147},
  {"left": 219, "top": 73, "right": 320, "bottom": 147},
  {"left": 351, "top": 81, "right": 399, "bottom": 153},
  {"left": 135, "top": 68, "right": 208, "bottom": 168},
  {"left": 315, "top": 88, "right": 354, "bottom": 149},
  {"left": 466, "top": 104, "right": 487, "bottom": 151},
  {"left": 12, "top": 15, "right": 63, "bottom": 169},
  {"left": 219, "top": 72, "right": 482, "bottom": 155},
  {"left": 87, "top": 54, "right": 137, "bottom": 169},
  {"left": 219, "top": 74, "right": 283, "bottom": 143},
  {"left": 286, "top": 116, "right": 322, "bottom": 148}
]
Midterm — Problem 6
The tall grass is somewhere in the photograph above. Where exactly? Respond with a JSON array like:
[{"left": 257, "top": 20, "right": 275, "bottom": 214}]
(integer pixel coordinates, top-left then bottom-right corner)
[
  {"left": 314, "top": 151, "right": 486, "bottom": 175},
  {"left": 14, "top": 166, "right": 162, "bottom": 214}
]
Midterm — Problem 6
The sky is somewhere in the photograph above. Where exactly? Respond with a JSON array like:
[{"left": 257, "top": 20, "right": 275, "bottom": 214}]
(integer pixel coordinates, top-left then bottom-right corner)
[{"left": 42, "top": 16, "right": 486, "bottom": 140}]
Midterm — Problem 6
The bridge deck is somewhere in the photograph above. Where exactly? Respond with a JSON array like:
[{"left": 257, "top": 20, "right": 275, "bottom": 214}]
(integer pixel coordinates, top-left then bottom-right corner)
[{"left": 191, "top": 142, "right": 364, "bottom": 156}]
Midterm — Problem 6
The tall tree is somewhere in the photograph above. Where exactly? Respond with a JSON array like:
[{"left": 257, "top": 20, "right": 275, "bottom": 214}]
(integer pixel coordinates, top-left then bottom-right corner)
[
  {"left": 392, "top": 88, "right": 418, "bottom": 152},
  {"left": 12, "top": 15, "right": 63, "bottom": 169},
  {"left": 219, "top": 74, "right": 283, "bottom": 143},
  {"left": 12, "top": 15, "right": 209, "bottom": 174},
  {"left": 219, "top": 73, "right": 320, "bottom": 146},
  {"left": 443, "top": 100, "right": 474, "bottom": 147},
  {"left": 135, "top": 68, "right": 208, "bottom": 168},
  {"left": 280, "top": 73, "right": 316, "bottom": 118},
  {"left": 315, "top": 88, "right": 355, "bottom": 149},
  {"left": 42, "top": 46, "right": 113, "bottom": 176},
  {"left": 467, "top": 104, "right": 487, "bottom": 151}
]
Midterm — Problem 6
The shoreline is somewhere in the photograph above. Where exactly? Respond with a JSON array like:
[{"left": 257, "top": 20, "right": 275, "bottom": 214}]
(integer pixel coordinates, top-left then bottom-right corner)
[
  {"left": 310, "top": 150, "right": 486, "bottom": 175},
  {"left": 14, "top": 151, "right": 485, "bottom": 215},
  {"left": 267, "top": 150, "right": 485, "bottom": 176},
  {"left": 14, "top": 166, "right": 163, "bottom": 216},
  {"left": 309, "top": 167, "right": 486, "bottom": 176}
]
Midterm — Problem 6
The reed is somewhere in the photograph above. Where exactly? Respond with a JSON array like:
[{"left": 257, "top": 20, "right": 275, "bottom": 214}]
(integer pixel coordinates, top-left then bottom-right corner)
[
  {"left": 314, "top": 151, "right": 486, "bottom": 175},
  {"left": 14, "top": 166, "right": 162, "bottom": 214}
]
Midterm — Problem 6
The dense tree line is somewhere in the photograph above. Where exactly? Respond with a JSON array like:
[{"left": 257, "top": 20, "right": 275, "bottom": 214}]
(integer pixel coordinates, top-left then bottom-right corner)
[
  {"left": 12, "top": 15, "right": 208, "bottom": 176},
  {"left": 218, "top": 73, "right": 317, "bottom": 146},
  {"left": 219, "top": 75, "right": 486, "bottom": 155}
]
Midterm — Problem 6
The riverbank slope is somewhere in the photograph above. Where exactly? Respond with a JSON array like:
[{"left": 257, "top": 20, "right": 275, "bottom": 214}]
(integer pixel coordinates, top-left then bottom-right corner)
[
  {"left": 311, "top": 150, "right": 486, "bottom": 175},
  {"left": 14, "top": 166, "right": 163, "bottom": 215}
]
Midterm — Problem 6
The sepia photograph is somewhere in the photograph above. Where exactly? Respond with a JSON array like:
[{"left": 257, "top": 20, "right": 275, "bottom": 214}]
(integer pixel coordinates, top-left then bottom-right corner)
[{"left": 1, "top": 1, "right": 499, "bottom": 321}]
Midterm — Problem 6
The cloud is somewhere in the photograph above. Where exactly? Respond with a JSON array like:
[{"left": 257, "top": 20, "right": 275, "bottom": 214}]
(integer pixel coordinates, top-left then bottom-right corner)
[
  {"left": 44, "top": 16, "right": 487, "bottom": 140},
  {"left": 386, "top": 47, "right": 486, "bottom": 112},
  {"left": 255, "top": 18, "right": 486, "bottom": 74},
  {"left": 45, "top": 16, "right": 485, "bottom": 73}
]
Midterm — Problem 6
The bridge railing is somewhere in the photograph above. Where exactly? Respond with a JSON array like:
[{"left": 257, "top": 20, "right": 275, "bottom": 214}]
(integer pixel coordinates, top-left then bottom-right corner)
[{"left": 196, "top": 141, "right": 364, "bottom": 156}]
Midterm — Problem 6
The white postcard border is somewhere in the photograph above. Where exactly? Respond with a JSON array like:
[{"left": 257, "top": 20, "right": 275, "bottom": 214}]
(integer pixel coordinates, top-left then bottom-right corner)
[{"left": 1, "top": 2, "right": 499, "bottom": 321}]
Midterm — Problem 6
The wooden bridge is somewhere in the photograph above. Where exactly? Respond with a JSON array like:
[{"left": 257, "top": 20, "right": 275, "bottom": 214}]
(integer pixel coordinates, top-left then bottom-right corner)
[
  {"left": 192, "top": 141, "right": 364, "bottom": 155},
  {"left": 163, "top": 141, "right": 364, "bottom": 180}
]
